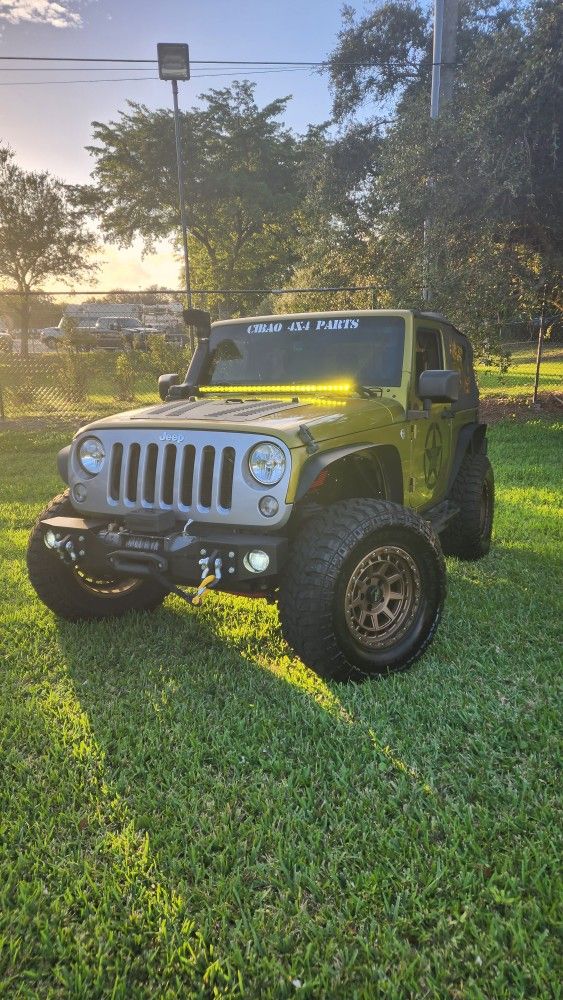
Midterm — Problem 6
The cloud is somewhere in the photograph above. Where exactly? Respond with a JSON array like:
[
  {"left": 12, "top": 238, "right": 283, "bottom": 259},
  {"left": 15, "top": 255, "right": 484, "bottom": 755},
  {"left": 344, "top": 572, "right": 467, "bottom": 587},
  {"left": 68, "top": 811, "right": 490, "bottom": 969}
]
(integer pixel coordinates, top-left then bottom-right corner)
[{"left": 0, "top": 1, "right": 83, "bottom": 28}]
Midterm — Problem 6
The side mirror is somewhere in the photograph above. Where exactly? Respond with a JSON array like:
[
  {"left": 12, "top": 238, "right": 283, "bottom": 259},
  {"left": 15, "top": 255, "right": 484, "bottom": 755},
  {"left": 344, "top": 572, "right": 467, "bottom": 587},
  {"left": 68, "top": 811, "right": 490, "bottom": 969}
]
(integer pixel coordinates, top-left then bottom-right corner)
[
  {"left": 158, "top": 372, "right": 180, "bottom": 401},
  {"left": 418, "top": 369, "right": 459, "bottom": 404}
]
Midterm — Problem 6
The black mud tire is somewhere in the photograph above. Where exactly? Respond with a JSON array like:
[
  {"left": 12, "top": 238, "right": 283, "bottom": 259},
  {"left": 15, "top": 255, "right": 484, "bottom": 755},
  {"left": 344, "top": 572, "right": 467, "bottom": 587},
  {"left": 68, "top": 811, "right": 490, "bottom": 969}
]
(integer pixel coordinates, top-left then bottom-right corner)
[
  {"left": 278, "top": 499, "right": 446, "bottom": 682},
  {"left": 441, "top": 454, "right": 494, "bottom": 561},
  {"left": 27, "top": 491, "right": 169, "bottom": 621}
]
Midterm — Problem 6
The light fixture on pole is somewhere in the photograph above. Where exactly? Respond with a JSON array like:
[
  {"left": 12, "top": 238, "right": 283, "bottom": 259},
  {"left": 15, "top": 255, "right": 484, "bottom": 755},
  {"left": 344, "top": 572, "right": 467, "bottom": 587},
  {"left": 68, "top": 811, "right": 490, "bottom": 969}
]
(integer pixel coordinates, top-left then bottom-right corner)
[{"left": 157, "top": 43, "right": 194, "bottom": 346}]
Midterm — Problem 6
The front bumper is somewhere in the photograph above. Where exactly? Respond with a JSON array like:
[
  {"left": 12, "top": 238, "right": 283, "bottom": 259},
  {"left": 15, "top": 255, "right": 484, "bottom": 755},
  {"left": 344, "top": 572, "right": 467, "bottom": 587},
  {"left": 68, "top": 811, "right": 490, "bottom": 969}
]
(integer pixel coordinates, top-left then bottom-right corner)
[{"left": 39, "top": 512, "right": 288, "bottom": 592}]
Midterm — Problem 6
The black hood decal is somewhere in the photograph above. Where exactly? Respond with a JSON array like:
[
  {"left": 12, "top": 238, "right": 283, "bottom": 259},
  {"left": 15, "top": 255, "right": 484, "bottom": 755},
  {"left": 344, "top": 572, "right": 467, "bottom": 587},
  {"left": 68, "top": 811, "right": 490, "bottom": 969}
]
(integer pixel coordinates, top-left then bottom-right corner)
[{"left": 131, "top": 397, "right": 301, "bottom": 423}]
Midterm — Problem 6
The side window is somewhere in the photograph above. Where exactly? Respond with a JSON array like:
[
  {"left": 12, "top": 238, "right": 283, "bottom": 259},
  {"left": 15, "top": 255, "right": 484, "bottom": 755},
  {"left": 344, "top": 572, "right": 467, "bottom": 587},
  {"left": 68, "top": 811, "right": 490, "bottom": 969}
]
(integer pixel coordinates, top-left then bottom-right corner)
[
  {"left": 446, "top": 334, "right": 472, "bottom": 399},
  {"left": 415, "top": 328, "right": 443, "bottom": 384}
]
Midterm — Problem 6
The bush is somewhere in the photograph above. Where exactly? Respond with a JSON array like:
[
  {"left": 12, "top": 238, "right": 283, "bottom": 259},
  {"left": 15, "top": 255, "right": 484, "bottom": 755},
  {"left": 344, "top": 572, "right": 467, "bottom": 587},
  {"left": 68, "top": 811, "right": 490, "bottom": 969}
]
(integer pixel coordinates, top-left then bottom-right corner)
[
  {"left": 143, "top": 335, "right": 192, "bottom": 378},
  {"left": 60, "top": 349, "right": 91, "bottom": 402},
  {"left": 114, "top": 352, "right": 137, "bottom": 402}
]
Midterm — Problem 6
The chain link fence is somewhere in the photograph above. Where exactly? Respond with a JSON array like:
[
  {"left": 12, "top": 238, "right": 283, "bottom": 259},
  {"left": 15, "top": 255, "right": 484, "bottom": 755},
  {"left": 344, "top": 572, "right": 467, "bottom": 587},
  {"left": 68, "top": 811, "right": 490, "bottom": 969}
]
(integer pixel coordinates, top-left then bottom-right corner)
[
  {"left": 0, "top": 284, "right": 379, "bottom": 424},
  {"left": 0, "top": 340, "right": 193, "bottom": 425},
  {"left": 2, "top": 285, "right": 555, "bottom": 425}
]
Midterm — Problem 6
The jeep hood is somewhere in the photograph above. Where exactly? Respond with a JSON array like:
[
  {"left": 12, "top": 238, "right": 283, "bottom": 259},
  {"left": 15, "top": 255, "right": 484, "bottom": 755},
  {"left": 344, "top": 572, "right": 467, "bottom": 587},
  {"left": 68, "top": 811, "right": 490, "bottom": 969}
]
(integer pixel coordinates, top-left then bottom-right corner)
[{"left": 80, "top": 394, "right": 405, "bottom": 448}]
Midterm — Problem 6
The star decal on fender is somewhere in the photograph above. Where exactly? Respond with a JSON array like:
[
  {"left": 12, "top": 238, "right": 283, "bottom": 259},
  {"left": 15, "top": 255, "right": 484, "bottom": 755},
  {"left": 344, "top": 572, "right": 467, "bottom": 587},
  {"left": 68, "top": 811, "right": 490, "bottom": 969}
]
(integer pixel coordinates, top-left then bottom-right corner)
[{"left": 424, "top": 422, "right": 443, "bottom": 489}]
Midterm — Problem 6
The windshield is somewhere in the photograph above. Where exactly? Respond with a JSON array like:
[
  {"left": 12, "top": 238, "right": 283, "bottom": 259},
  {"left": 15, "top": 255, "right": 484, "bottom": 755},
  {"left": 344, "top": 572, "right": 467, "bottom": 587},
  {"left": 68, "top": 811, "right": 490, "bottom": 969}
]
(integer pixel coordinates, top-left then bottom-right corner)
[{"left": 203, "top": 315, "right": 406, "bottom": 389}]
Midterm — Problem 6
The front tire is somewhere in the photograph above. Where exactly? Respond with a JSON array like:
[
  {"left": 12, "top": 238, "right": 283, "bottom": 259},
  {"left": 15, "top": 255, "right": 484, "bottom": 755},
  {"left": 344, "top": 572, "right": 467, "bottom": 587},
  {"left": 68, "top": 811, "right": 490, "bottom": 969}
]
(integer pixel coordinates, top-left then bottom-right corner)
[
  {"left": 278, "top": 500, "right": 446, "bottom": 682},
  {"left": 27, "top": 492, "right": 169, "bottom": 621}
]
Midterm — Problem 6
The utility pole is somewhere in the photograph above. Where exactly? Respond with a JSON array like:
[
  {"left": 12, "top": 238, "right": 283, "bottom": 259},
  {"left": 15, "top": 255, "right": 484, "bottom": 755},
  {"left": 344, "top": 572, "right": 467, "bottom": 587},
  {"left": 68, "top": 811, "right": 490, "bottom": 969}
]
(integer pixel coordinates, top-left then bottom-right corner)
[
  {"left": 423, "top": 0, "right": 459, "bottom": 301},
  {"left": 171, "top": 77, "right": 192, "bottom": 312},
  {"left": 430, "top": 0, "right": 459, "bottom": 120}
]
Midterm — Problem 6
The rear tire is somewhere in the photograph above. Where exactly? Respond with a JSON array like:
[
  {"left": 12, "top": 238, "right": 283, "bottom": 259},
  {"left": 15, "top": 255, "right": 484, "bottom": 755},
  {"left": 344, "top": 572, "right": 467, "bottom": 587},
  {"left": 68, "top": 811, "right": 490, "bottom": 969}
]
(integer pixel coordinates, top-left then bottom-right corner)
[
  {"left": 278, "top": 499, "right": 446, "bottom": 682},
  {"left": 441, "top": 453, "right": 494, "bottom": 560},
  {"left": 27, "top": 492, "right": 169, "bottom": 621}
]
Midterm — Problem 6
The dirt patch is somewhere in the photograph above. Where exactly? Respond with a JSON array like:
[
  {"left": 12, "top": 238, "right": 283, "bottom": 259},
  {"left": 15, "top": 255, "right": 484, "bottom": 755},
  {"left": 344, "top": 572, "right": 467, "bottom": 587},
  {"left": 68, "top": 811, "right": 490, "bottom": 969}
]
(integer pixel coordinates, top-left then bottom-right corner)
[{"left": 480, "top": 392, "right": 563, "bottom": 424}]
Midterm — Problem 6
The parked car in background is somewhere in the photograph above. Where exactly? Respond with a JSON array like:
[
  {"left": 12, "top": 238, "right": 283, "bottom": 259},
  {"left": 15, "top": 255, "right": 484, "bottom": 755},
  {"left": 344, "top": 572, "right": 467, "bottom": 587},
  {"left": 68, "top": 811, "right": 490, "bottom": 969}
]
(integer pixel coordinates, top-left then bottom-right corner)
[
  {"left": 40, "top": 316, "right": 187, "bottom": 351},
  {"left": 0, "top": 331, "right": 14, "bottom": 353},
  {"left": 94, "top": 316, "right": 158, "bottom": 349},
  {"left": 40, "top": 327, "right": 64, "bottom": 349}
]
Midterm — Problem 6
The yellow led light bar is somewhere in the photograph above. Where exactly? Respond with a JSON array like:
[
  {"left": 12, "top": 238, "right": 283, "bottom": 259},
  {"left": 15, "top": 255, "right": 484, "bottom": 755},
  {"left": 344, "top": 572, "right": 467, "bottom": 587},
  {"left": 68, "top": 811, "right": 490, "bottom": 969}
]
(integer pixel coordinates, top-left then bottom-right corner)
[{"left": 199, "top": 382, "right": 354, "bottom": 394}]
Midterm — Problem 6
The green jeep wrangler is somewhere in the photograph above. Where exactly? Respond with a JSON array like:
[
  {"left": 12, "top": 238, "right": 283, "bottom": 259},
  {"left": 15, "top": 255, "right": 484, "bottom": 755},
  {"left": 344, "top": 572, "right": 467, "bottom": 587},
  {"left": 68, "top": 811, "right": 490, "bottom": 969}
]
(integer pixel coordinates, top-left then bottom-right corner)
[{"left": 27, "top": 310, "right": 494, "bottom": 681}]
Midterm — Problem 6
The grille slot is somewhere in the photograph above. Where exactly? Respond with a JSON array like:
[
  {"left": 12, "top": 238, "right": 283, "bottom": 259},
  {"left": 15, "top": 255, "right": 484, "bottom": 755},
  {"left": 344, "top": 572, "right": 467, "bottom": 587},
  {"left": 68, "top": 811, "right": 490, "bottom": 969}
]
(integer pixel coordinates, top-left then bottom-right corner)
[
  {"left": 220, "top": 447, "right": 235, "bottom": 510},
  {"left": 179, "top": 445, "right": 195, "bottom": 507},
  {"left": 126, "top": 443, "right": 140, "bottom": 502},
  {"left": 109, "top": 444, "right": 123, "bottom": 501},
  {"left": 162, "top": 444, "right": 176, "bottom": 506},
  {"left": 143, "top": 444, "right": 158, "bottom": 504},
  {"left": 199, "top": 446, "right": 215, "bottom": 509}
]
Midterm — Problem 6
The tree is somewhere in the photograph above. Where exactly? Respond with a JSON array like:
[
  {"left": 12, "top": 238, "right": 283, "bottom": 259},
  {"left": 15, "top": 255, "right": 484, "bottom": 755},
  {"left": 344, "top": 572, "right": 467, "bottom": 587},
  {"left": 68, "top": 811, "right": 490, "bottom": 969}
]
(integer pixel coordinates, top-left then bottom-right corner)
[
  {"left": 304, "top": 0, "right": 562, "bottom": 350},
  {"left": 0, "top": 292, "right": 68, "bottom": 334},
  {"left": 86, "top": 82, "right": 302, "bottom": 316},
  {"left": 0, "top": 148, "right": 96, "bottom": 355}
]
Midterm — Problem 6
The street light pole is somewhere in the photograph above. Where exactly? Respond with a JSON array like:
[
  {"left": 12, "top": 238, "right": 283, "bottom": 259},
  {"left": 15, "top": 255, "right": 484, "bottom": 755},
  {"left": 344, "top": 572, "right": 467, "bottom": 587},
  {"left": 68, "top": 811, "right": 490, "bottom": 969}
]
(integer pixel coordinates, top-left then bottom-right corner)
[
  {"left": 157, "top": 42, "right": 194, "bottom": 350},
  {"left": 171, "top": 77, "right": 192, "bottom": 311}
]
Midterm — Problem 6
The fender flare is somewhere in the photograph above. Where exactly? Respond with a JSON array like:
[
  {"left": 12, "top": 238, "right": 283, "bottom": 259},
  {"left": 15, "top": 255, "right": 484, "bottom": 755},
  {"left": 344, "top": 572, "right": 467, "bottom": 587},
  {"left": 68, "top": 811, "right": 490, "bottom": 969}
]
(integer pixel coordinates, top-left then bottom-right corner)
[
  {"left": 57, "top": 445, "right": 71, "bottom": 484},
  {"left": 295, "top": 443, "right": 403, "bottom": 503},
  {"left": 446, "top": 422, "right": 487, "bottom": 493}
]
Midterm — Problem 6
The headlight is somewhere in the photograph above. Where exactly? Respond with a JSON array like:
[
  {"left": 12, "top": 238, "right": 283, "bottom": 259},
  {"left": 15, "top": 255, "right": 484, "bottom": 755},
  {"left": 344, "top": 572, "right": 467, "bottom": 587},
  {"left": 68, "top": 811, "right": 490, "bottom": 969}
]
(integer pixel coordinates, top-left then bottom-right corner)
[
  {"left": 78, "top": 436, "right": 106, "bottom": 476},
  {"left": 248, "top": 442, "right": 286, "bottom": 485}
]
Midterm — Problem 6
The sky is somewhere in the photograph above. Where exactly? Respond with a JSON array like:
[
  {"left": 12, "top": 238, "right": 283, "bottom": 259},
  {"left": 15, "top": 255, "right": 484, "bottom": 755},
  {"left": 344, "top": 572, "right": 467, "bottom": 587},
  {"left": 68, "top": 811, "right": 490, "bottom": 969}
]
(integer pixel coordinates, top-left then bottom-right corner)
[{"left": 0, "top": 0, "right": 349, "bottom": 291}]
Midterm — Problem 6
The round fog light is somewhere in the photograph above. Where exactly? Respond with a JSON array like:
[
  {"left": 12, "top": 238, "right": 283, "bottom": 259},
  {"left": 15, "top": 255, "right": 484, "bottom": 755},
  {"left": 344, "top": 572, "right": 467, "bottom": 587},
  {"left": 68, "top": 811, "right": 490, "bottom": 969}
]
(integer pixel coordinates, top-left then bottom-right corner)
[
  {"left": 44, "top": 529, "right": 57, "bottom": 549},
  {"left": 259, "top": 495, "right": 279, "bottom": 518},
  {"left": 73, "top": 483, "right": 87, "bottom": 503},
  {"left": 243, "top": 550, "right": 270, "bottom": 574}
]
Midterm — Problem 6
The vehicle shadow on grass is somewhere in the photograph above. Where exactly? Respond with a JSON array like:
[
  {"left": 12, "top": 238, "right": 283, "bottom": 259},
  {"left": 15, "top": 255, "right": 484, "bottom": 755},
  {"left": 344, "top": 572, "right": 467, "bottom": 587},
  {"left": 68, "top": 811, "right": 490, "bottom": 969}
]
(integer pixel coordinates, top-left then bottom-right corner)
[
  {"left": 51, "top": 541, "right": 561, "bottom": 991},
  {"left": 55, "top": 536, "right": 562, "bottom": 839},
  {"left": 54, "top": 596, "right": 445, "bottom": 972}
]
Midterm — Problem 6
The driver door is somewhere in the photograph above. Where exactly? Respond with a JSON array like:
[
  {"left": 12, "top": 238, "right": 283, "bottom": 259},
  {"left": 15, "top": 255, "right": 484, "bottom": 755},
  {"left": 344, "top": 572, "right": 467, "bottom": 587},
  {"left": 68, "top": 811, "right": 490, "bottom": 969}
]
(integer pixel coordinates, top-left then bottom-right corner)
[{"left": 409, "top": 325, "right": 452, "bottom": 509}]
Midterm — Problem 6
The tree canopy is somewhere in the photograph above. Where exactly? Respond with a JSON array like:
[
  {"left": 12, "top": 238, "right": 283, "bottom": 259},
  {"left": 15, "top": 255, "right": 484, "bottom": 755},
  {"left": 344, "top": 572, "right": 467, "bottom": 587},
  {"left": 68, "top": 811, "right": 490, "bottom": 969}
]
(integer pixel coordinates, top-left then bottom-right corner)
[
  {"left": 86, "top": 82, "right": 302, "bottom": 315},
  {"left": 0, "top": 148, "right": 96, "bottom": 354},
  {"left": 82, "top": 6, "right": 562, "bottom": 342},
  {"left": 305, "top": 0, "right": 563, "bottom": 341}
]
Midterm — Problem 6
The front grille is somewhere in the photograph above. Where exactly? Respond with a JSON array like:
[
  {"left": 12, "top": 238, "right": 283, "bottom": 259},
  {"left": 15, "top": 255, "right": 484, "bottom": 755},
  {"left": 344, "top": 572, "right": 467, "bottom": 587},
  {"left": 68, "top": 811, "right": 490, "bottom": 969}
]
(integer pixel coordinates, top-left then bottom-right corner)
[
  {"left": 73, "top": 428, "right": 291, "bottom": 528},
  {"left": 108, "top": 439, "right": 236, "bottom": 513}
]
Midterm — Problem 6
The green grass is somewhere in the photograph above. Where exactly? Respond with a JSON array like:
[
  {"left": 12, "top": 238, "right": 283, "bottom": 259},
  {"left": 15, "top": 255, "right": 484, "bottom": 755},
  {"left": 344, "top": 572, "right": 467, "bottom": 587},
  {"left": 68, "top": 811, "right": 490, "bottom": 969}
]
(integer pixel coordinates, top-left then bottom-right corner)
[
  {"left": 477, "top": 343, "right": 562, "bottom": 398},
  {"left": 1, "top": 420, "right": 561, "bottom": 998}
]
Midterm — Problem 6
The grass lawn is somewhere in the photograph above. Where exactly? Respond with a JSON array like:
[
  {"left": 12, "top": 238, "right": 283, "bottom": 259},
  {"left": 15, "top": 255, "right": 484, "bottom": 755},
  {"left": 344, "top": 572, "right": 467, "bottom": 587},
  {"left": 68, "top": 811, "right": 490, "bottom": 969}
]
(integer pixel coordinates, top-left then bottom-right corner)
[
  {"left": 0, "top": 418, "right": 561, "bottom": 998},
  {"left": 477, "top": 343, "right": 562, "bottom": 399}
]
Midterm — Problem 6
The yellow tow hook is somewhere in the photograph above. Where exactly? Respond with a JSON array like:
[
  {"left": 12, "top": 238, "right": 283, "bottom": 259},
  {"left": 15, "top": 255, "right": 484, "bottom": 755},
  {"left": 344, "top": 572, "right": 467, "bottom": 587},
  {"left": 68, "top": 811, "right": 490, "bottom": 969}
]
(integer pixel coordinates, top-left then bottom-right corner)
[
  {"left": 190, "top": 574, "right": 217, "bottom": 606},
  {"left": 190, "top": 553, "right": 222, "bottom": 606}
]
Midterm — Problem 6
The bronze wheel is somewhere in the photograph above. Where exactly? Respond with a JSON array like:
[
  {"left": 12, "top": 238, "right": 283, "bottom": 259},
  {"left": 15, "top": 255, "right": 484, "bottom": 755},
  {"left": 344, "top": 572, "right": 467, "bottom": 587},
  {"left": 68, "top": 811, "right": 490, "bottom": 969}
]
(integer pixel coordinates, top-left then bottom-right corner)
[
  {"left": 344, "top": 545, "right": 421, "bottom": 650},
  {"left": 74, "top": 567, "right": 143, "bottom": 598}
]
